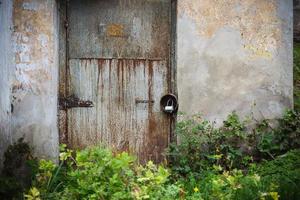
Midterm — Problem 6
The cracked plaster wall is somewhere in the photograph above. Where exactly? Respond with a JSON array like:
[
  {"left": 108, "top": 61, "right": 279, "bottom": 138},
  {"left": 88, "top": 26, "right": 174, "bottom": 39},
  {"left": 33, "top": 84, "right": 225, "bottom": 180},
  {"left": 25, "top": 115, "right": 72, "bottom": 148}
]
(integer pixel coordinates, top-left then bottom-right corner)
[
  {"left": 0, "top": 0, "right": 59, "bottom": 168},
  {"left": 177, "top": 0, "right": 293, "bottom": 125},
  {"left": 0, "top": 0, "right": 13, "bottom": 169}
]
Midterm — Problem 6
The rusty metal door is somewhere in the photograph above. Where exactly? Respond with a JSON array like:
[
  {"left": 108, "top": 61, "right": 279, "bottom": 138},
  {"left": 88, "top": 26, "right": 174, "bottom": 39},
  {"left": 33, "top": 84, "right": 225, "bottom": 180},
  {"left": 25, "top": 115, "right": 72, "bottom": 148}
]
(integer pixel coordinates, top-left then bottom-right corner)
[{"left": 59, "top": 0, "right": 174, "bottom": 163}]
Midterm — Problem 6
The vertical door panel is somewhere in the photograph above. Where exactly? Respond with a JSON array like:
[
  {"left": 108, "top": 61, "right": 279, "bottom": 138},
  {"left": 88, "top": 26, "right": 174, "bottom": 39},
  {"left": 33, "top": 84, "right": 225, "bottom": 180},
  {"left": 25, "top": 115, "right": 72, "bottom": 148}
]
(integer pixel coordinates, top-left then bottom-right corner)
[
  {"left": 67, "top": 59, "right": 169, "bottom": 162},
  {"left": 65, "top": 0, "right": 171, "bottom": 163}
]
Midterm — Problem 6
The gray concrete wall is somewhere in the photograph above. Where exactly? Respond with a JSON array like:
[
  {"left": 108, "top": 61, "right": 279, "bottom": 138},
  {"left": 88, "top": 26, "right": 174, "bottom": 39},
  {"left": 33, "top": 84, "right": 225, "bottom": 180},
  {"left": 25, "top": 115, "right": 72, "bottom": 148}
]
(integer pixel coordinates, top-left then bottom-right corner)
[
  {"left": 0, "top": 0, "right": 59, "bottom": 167},
  {"left": 177, "top": 0, "right": 293, "bottom": 125},
  {"left": 0, "top": 0, "right": 13, "bottom": 169}
]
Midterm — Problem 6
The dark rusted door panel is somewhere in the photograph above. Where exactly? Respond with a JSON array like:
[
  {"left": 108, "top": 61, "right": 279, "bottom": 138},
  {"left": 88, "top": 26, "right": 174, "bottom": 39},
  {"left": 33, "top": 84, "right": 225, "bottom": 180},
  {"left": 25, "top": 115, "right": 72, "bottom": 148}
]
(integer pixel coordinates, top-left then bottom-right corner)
[
  {"left": 66, "top": 0, "right": 171, "bottom": 163},
  {"left": 68, "top": 0, "right": 170, "bottom": 59}
]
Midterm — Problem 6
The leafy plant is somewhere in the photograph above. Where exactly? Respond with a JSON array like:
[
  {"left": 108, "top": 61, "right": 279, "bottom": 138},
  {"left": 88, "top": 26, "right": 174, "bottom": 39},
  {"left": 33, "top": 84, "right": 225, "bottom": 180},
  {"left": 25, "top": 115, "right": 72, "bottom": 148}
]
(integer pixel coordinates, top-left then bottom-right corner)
[
  {"left": 132, "top": 161, "right": 179, "bottom": 200},
  {"left": 167, "top": 110, "right": 300, "bottom": 199},
  {"left": 256, "top": 110, "right": 300, "bottom": 159},
  {"left": 22, "top": 110, "right": 300, "bottom": 200},
  {"left": 0, "top": 138, "right": 38, "bottom": 200},
  {"left": 26, "top": 145, "right": 180, "bottom": 200},
  {"left": 168, "top": 110, "right": 300, "bottom": 179},
  {"left": 253, "top": 150, "right": 300, "bottom": 200},
  {"left": 168, "top": 112, "right": 254, "bottom": 177}
]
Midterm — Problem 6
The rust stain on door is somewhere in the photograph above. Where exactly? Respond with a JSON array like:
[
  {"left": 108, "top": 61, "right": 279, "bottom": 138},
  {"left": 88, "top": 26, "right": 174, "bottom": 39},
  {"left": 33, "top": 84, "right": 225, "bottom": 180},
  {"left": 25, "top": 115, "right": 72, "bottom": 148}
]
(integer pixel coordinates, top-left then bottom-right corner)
[
  {"left": 61, "top": 0, "right": 172, "bottom": 163},
  {"left": 106, "top": 24, "right": 125, "bottom": 37}
]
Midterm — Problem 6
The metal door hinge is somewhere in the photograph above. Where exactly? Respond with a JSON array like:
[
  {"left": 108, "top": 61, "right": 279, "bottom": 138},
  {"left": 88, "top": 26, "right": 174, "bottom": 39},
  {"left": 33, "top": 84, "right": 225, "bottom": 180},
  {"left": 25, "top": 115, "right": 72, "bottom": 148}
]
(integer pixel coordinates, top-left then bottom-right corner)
[{"left": 59, "top": 95, "right": 94, "bottom": 110}]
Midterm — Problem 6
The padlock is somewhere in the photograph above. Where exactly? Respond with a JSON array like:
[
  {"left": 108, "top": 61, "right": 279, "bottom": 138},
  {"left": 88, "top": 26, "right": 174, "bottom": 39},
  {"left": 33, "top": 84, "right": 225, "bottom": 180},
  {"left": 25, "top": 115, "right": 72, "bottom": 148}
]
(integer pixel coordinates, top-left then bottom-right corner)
[
  {"left": 165, "top": 105, "right": 174, "bottom": 112},
  {"left": 160, "top": 93, "right": 178, "bottom": 114},
  {"left": 164, "top": 99, "right": 174, "bottom": 113}
]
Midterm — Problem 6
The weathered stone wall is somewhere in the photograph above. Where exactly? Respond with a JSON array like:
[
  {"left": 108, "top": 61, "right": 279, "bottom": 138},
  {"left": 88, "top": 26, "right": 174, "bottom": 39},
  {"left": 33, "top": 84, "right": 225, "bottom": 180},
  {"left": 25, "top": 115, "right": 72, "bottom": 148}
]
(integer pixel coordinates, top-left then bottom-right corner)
[
  {"left": 0, "top": 0, "right": 13, "bottom": 169},
  {"left": 177, "top": 0, "right": 293, "bottom": 125},
  {"left": 0, "top": 0, "right": 59, "bottom": 167}
]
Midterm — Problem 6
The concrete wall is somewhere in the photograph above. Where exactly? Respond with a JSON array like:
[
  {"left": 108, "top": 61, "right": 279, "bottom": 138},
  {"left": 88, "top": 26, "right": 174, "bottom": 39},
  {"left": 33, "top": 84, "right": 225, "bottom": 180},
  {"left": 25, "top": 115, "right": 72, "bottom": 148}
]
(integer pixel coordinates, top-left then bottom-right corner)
[
  {"left": 0, "top": 0, "right": 13, "bottom": 169},
  {"left": 0, "top": 0, "right": 59, "bottom": 167},
  {"left": 177, "top": 0, "right": 293, "bottom": 124}
]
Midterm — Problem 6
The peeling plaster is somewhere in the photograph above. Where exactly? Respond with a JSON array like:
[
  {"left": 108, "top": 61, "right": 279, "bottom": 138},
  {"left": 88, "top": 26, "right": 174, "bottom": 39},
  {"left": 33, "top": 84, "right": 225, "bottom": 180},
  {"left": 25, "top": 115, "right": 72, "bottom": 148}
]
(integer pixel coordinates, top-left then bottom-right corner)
[
  {"left": 9, "top": 0, "right": 59, "bottom": 162},
  {"left": 0, "top": 0, "right": 13, "bottom": 169},
  {"left": 178, "top": 0, "right": 282, "bottom": 60},
  {"left": 12, "top": 0, "right": 54, "bottom": 96},
  {"left": 22, "top": 1, "right": 44, "bottom": 11},
  {"left": 177, "top": 0, "right": 293, "bottom": 125}
]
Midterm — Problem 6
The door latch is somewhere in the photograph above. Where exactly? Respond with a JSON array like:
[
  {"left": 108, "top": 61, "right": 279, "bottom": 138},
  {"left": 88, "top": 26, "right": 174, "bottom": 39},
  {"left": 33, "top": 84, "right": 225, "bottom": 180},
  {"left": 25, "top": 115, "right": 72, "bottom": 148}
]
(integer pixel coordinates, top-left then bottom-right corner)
[
  {"left": 59, "top": 95, "right": 94, "bottom": 110},
  {"left": 135, "top": 98, "right": 155, "bottom": 104}
]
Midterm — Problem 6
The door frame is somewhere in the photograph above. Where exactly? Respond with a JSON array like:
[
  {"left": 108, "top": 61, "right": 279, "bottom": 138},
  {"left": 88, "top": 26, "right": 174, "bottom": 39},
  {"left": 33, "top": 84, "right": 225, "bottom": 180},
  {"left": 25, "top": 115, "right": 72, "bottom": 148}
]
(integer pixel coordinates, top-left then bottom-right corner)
[{"left": 57, "top": 0, "right": 178, "bottom": 150}]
